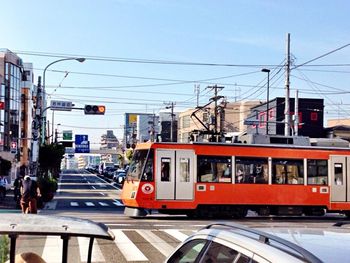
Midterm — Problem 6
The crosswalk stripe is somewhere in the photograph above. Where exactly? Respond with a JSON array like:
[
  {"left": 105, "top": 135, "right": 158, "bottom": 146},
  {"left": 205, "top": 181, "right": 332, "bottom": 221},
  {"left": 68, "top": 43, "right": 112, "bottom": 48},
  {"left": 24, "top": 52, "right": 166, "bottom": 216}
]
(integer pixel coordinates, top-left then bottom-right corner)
[
  {"left": 85, "top": 202, "right": 95, "bottom": 206},
  {"left": 71, "top": 202, "right": 79, "bottom": 206},
  {"left": 98, "top": 202, "right": 109, "bottom": 206},
  {"left": 136, "top": 230, "right": 175, "bottom": 257},
  {"left": 78, "top": 237, "right": 105, "bottom": 263},
  {"left": 42, "top": 236, "right": 62, "bottom": 263},
  {"left": 164, "top": 229, "right": 188, "bottom": 242},
  {"left": 112, "top": 229, "right": 148, "bottom": 261}
]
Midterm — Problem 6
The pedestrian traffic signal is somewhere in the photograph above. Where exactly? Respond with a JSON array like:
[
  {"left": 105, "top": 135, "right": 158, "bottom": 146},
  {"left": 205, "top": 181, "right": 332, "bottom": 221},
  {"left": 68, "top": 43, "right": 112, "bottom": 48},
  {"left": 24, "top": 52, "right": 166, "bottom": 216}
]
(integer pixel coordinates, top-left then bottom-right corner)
[{"left": 84, "top": 105, "right": 106, "bottom": 115}]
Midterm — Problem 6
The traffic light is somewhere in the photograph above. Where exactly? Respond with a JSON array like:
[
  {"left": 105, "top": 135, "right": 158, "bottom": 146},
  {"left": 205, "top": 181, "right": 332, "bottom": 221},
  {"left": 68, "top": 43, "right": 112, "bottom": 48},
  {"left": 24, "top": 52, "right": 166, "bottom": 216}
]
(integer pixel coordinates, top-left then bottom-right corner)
[{"left": 84, "top": 105, "right": 106, "bottom": 115}]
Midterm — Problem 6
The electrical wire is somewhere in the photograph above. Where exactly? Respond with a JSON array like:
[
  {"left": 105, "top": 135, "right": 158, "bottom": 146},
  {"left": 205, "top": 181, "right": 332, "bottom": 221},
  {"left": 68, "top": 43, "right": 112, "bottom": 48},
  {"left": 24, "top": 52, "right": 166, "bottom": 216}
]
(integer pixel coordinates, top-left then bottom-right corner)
[
  {"left": 292, "top": 43, "right": 350, "bottom": 69},
  {"left": 15, "top": 50, "right": 284, "bottom": 68}
]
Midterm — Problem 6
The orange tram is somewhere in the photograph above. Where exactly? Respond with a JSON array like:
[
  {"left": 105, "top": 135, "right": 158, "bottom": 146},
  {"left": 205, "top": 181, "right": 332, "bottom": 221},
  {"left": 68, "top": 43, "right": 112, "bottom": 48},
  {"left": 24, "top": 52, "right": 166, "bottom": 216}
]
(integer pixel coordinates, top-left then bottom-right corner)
[{"left": 121, "top": 138, "right": 350, "bottom": 218}]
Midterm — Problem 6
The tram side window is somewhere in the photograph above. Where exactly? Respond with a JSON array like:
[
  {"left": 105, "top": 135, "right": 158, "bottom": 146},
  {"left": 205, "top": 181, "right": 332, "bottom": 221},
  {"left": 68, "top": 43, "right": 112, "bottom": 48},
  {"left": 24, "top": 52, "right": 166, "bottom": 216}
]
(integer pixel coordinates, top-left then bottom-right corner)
[
  {"left": 307, "top": 159, "right": 328, "bottom": 185},
  {"left": 334, "top": 163, "right": 343, "bottom": 186},
  {"left": 161, "top": 158, "right": 171, "bottom": 182},
  {"left": 179, "top": 158, "right": 190, "bottom": 182},
  {"left": 272, "top": 159, "right": 304, "bottom": 185},
  {"left": 197, "top": 156, "right": 232, "bottom": 183},
  {"left": 235, "top": 157, "right": 268, "bottom": 184}
]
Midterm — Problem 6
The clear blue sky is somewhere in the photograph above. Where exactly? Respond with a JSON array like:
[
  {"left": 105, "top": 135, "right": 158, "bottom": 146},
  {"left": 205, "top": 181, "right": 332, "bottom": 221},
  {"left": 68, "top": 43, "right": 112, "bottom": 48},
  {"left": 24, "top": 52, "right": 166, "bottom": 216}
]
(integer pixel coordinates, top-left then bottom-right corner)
[{"left": 2, "top": 0, "right": 350, "bottom": 145}]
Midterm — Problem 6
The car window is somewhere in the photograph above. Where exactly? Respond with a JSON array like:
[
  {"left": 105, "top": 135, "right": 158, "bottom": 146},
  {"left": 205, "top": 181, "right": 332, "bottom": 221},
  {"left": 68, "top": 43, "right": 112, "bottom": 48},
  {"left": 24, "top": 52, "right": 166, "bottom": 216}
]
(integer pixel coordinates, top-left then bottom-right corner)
[
  {"left": 235, "top": 254, "right": 256, "bottom": 263},
  {"left": 201, "top": 241, "right": 239, "bottom": 263},
  {"left": 167, "top": 239, "right": 208, "bottom": 263}
]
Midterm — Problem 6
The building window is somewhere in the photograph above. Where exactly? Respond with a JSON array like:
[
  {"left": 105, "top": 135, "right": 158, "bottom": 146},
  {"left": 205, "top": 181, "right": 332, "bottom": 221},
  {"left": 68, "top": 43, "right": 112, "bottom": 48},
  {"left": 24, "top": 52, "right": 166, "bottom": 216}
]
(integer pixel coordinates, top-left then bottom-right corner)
[
  {"left": 182, "top": 115, "right": 190, "bottom": 128},
  {"left": 235, "top": 157, "right": 268, "bottom": 184},
  {"left": 259, "top": 112, "right": 266, "bottom": 128},
  {"left": 202, "top": 112, "right": 209, "bottom": 123},
  {"left": 311, "top": 112, "right": 318, "bottom": 121}
]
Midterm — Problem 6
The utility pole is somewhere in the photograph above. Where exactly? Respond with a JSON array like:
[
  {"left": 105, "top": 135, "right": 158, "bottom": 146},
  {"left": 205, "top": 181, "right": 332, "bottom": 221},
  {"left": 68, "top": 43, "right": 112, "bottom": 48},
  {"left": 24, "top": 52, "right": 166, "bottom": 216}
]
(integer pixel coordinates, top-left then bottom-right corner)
[
  {"left": 194, "top": 84, "right": 200, "bottom": 107},
  {"left": 284, "top": 33, "right": 291, "bottom": 136},
  {"left": 165, "top": 102, "right": 175, "bottom": 142},
  {"left": 206, "top": 85, "right": 224, "bottom": 135},
  {"left": 294, "top": 90, "right": 299, "bottom": 136},
  {"left": 219, "top": 100, "right": 227, "bottom": 142},
  {"left": 31, "top": 76, "right": 42, "bottom": 175},
  {"left": 149, "top": 113, "right": 156, "bottom": 142}
]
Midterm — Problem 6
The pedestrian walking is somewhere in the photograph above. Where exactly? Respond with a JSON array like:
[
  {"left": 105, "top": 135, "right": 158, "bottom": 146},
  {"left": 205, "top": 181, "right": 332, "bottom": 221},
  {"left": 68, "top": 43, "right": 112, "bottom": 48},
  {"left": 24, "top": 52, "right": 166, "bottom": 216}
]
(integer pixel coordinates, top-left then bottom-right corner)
[
  {"left": 0, "top": 175, "right": 8, "bottom": 200},
  {"left": 13, "top": 175, "right": 23, "bottom": 204},
  {"left": 20, "top": 175, "right": 41, "bottom": 214}
]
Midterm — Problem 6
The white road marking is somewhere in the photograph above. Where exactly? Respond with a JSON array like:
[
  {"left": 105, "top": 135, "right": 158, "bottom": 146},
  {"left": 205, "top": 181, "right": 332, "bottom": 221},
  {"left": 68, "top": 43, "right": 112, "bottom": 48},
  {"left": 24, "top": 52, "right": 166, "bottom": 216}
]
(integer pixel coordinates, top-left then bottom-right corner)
[
  {"left": 91, "top": 186, "right": 96, "bottom": 189},
  {"left": 99, "top": 192, "right": 106, "bottom": 196},
  {"left": 42, "top": 236, "right": 62, "bottom": 263},
  {"left": 99, "top": 202, "right": 109, "bottom": 206},
  {"left": 85, "top": 202, "right": 95, "bottom": 206},
  {"left": 113, "top": 200, "right": 124, "bottom": 206},
  {"left": 70, "top": 202, "right": 79, "bottom": 206},
  {"left": 136, "top": 230, "right": 175, "bottom": 257},
  {"left": 106, "top": 223, "right": 132, "bottom": 227},
  {"left": 164, "top": 229, "right": 188, "bottom": 242},
  {"left": 78, "top": 237, "right": 105, "bottom": 263},
  {"left": 112, "top": 229, "right": 148, "bottom": 261}
]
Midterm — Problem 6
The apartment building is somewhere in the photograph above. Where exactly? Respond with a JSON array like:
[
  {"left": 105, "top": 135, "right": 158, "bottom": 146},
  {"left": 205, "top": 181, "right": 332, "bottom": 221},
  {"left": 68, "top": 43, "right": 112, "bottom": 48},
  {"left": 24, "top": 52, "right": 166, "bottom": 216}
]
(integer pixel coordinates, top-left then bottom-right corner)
[
  {"left": 0, "top": 49, "right": 23, "bottom": 162},
  {"left": 178, "top": 100, "right": 261, "bottom": 142}
]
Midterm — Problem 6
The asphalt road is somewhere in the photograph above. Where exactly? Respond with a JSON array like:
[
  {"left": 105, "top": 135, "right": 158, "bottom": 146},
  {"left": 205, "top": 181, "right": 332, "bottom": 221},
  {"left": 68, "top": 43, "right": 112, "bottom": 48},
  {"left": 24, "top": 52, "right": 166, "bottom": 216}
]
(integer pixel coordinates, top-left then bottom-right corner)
[{"left": 4, "top": 169, "right": 349, "bottom": 263}]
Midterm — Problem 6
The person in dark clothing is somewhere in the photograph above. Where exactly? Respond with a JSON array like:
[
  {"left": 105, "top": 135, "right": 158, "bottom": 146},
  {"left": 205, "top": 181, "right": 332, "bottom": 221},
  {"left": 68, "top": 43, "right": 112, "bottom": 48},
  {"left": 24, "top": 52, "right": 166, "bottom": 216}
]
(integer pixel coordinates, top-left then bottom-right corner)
[
  {"left": 20, "top": 175, "right": 41, "bottom": 214},
  {"left": 13, "top": 175, "right": 23, "bottom": 208}
]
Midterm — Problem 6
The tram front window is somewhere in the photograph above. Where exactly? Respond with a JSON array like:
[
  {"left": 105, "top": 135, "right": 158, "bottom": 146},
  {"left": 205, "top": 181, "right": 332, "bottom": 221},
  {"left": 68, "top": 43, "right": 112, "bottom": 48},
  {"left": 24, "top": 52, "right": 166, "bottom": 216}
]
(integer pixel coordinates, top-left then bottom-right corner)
[{"left": 128, "top": 150, "right": 149, "bottom": 181}]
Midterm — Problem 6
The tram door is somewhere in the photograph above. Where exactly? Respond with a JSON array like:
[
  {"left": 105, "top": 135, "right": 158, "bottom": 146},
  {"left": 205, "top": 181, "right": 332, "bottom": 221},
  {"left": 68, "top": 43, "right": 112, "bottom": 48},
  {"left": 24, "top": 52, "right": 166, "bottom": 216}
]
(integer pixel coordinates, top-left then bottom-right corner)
[
  {"left": 156, "top": 149, "right": 194, "bottom": 200},
  {"left": 330, "top": 156, "right": 350, "bottom": 202}
]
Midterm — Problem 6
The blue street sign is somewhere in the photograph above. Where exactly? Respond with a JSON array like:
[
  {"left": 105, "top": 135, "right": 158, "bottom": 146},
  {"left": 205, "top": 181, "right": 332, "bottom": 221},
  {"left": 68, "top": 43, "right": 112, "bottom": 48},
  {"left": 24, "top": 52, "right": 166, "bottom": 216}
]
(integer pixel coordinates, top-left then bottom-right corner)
[{"left": 75, "top": 134, "right": 90, "bottom": 153}]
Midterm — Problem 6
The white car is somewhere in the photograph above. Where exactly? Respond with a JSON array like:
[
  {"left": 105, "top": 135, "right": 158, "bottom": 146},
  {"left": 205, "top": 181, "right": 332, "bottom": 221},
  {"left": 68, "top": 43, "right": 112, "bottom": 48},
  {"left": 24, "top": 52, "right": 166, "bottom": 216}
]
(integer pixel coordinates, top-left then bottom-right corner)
[{"left": 166, "top": 222, "right": 350, "bottom": 263}]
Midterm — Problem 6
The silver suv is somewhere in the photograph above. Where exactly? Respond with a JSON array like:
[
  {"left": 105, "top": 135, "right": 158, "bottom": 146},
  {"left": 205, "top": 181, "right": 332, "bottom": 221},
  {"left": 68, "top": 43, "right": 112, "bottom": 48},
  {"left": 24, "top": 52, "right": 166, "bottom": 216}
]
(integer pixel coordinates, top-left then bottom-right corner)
[{"left": 166, "top": 222, "right": 350, "bottom": 263}]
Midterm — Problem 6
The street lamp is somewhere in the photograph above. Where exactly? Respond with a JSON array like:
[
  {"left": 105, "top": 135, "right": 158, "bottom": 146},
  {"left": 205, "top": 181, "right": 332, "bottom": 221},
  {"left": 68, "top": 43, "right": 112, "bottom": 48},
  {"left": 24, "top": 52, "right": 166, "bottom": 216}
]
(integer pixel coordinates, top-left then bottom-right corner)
[
  {"left": 54, "top": 123, "right": 61, "bottom": 143},
  {"left": 41, "top": 57, "right": 85, "bottom": 145},
  {"left": 261, "top": 68, "right": 270, "bottom": 135}
]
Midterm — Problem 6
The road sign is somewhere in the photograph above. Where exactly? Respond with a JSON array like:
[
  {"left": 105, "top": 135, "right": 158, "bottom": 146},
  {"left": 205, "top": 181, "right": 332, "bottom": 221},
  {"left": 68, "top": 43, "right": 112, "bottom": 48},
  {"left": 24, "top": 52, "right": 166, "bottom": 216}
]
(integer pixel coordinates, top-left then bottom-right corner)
[
  {"left": 50, "top": 100, "right": 73, "bottom": 111},
  {"left": 65, "top": 147, "right": 75, "bottom": 154},
  {"left": 63, "top": 130, "right": 73, "bottom": 140},
  {"left": 75, "top": 134, "right": 90, "bottom": 153},
  {"left": 11, "top": 141, "right": 17, "bottom": 154}
]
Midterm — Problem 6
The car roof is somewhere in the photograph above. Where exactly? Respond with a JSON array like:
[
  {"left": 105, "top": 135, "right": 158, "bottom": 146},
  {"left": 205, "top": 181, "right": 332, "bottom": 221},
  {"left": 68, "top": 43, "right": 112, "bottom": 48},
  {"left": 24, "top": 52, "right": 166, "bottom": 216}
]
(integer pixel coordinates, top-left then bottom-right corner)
[
  {"left": 0, "top": 214, "right": 115, "bottom": 263},
  {"left": 0, "top": 214, "right": 115, "bottom": 239},
  {"left": 257, "top": 223, "right": 350, "bottom": 262},
  {"left": 187, "top": 223, "right": 324, "bottom": 263}
]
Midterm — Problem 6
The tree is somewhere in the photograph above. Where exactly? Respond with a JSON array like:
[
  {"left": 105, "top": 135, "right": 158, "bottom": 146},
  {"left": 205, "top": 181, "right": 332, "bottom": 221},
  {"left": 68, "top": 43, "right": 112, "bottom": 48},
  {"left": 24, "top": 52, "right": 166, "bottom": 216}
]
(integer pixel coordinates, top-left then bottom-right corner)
[
  {"left": 39, "top": 143, "right": 65, "bottom": 178},
  {"left": 38, "top": 143, "right": 64, "bottom": 202}
]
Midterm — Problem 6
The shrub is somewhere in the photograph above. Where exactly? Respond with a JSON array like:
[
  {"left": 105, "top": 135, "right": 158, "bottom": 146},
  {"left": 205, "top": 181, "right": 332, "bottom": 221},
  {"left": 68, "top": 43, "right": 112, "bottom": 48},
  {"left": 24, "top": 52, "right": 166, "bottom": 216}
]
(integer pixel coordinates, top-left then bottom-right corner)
[
  {"left": 0, "top": 235, "right": 9, "bottom": 263},
  {"left": 37, "top": 176, "right": 58, "bottom": 202}
]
